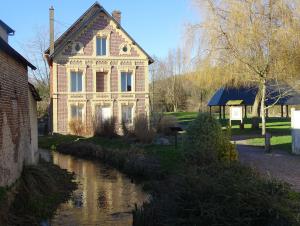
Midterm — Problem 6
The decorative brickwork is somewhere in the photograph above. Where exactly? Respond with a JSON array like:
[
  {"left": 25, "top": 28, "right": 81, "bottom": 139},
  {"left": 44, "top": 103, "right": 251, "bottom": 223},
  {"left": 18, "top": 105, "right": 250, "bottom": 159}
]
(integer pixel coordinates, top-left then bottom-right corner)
[
  {"left": 57, "top": 65, "right": 67, "bottom": 92},
  {"left": 135, "top": 66, "right": 145, "bottom": 92},
  {"left": 49, "top": 3, "right": 151, "bottom": 135}
]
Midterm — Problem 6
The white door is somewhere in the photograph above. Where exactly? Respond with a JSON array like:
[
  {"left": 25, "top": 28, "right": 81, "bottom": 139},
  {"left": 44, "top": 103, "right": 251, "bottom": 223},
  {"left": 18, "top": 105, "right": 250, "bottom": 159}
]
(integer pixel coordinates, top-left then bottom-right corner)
[{"left": 101, "top": 107, "right": 111, "bottom": 121}]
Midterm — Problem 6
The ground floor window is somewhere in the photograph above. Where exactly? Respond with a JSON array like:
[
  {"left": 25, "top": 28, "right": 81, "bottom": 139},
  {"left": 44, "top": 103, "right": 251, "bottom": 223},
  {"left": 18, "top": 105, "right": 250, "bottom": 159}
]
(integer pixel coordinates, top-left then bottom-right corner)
[
  {"left": 122, "top": 105, "right": 133, "bottom": 124},
  {"left": 95, "top": 106, "right": 111, "bottom": 122},
  {"left": 71, "top": 105, "right": 83, "bottom": 120}
]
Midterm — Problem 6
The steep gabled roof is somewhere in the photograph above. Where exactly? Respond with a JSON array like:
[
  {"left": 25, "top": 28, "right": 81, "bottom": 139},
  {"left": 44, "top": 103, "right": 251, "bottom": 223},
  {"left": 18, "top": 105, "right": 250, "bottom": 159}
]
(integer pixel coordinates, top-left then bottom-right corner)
[
  {"left": 45, "top": 2, "right": 154, "bottom": 64},
  {"left": 0, "top": 20, "right": 15, "bottom": 35},
  {"left": 0, "top": 37, "right": 36, "bottom": 70}
]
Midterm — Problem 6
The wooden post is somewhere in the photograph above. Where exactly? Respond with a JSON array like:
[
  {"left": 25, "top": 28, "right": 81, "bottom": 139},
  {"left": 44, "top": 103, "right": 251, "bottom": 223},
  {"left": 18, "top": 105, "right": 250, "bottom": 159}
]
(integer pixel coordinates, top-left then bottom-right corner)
[
  {"left": 286, "top": 105, "right": 289, "bottom": 118},
  {"left": 223, "top": 106, "right": 226, "bottom": 119},
  {"left": 281, "top": 105, "right": 284, "bottom": 118},
  {"left": 266, "top": 107, "right": 269, "bottom": 118},
  {"left": 244, "top": 105, "right": 247, "bottom": 118},
  {"left": 209, "top": 106, "right": 212, "bottom": 115},
  {"left": 219, "top": 106, "right": 222, "bottom": 119}
]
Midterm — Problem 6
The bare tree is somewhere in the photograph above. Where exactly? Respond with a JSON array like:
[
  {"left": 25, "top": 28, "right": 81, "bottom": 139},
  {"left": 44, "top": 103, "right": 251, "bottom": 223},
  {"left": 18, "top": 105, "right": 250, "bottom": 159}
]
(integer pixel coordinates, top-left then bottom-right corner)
[{"left": 188, "top": 0, "right": 300, "bottom": 136}]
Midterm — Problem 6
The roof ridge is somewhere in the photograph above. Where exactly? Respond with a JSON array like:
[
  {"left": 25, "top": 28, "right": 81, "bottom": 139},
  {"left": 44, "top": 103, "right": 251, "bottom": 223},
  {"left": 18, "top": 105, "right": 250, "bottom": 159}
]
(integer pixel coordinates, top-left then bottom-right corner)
[{"left": 45, "top": 2, "right": 154, "bottom": 64}]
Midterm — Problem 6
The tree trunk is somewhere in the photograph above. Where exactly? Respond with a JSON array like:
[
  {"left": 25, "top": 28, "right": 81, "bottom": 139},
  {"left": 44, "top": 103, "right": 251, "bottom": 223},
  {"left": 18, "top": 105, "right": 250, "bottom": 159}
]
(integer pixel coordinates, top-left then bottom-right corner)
[
  {"left": 261, "top": 79, "right": 267, "bottom": 136},
  {"left": 251, "top": 88, "right": 261, "bottom": 129},
  {"left": 252, "top": 89, "right": 261, "bottom": 117}
]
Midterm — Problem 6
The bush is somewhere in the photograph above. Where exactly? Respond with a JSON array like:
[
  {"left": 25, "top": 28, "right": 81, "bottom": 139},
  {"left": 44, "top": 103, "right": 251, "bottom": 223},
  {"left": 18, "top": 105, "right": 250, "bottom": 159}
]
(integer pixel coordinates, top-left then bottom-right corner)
[
  {"left": 183, "top": 112, "right": 238, "bottom": 165},
  {"left": 133, "top": 115, "right": 156, "bottom": 144},
  {"left": 121, "top": 121, "right": 135, "bottom": 140},
  {"left": 133, "top": 163, "right": 300, "bottom": 226},
  {"left": 69, "top": 119, "right": 85, "bottom": 136},
  {"left": 93, "top": 117, "right": 117, "bottom": 139},
  {"left": 56, "top": 141, "right": 165, "bottom": 180},
  {"left": 156, "top": 115, "right": 178, "bottom": 135}
]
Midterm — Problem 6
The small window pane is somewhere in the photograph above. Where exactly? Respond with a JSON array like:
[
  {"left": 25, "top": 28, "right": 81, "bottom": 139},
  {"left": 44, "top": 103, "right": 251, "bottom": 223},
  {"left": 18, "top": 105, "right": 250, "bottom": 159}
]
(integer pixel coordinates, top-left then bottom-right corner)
[
  {"left": 71, "top": 72, "right": 77, "bottom": 92},
  {"left": 96, "top": 37, "right": 106, "bottom": 56},
  {"left": 122, "top": 106, "right": 133, "bottom": 123},
  {"left": 71, "top": 106, "right": 77, "bottom": 118},
  {"left": 102, "top": 38, "right": 106, "bottom": 55},
  {"left": 96, "top": 37, "right": 101, "bottom": 55},
  {"left": 127, "top": 74, "right": 132, "bottom": 91},
  {"left": 78, "top": 107, "right": 83, "bottom": 119},
  {"left": 71, "top": 105, "right": 83, "bottom": 120},
  {"left": 77, "top": 72, "right": 82, "bottom": 92},
  {"left": 121, "top": 72, "right": 126, "bottom": 92}
]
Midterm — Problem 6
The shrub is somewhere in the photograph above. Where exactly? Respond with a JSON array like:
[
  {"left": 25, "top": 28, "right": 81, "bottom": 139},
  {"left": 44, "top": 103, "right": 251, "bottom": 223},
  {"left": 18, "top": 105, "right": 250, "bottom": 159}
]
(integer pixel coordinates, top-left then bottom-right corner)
[
  {"left": 133, "top": 164, "right": 300, "bottom": 226},
  {"left": 93, "top": 117, "right": 117, "bottom": 138},
  {"left": 121, "top": 120, "right": 135, "bottom": 139},
  {"left": 69, "top": 119, "right": 85, "bottom": 136},
  {"left": 56, "top": 141, "right": 164, "bottom": 180},
  {"left": 133, "top": 115, "right": 156, "bottom": 144},
  {"left": 183, "top": 112, "right": 238, "bottom": 165},
  {"left": 156, "top": 115, "right": 178, "bottom": 135}
]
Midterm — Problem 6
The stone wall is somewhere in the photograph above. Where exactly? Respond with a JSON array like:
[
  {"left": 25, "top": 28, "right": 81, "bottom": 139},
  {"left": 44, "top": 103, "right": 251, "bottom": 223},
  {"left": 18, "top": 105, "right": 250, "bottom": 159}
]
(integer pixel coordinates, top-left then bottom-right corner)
[
  {"left": 27, "top": 90, "right": 39, "bottom": 164},
  {"left": 0, "top": 50, "right": 31, "bottom": 186}
]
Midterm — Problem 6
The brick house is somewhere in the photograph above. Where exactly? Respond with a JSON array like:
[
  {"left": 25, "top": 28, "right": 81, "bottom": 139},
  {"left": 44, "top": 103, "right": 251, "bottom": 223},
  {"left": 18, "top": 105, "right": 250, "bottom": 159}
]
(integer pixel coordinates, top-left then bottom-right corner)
[
  {"left": 45, "top": 2, "right": 153, "bottom": 134},
  {"left": 0, "top": 20, "right": 40, "bottom": 186}
]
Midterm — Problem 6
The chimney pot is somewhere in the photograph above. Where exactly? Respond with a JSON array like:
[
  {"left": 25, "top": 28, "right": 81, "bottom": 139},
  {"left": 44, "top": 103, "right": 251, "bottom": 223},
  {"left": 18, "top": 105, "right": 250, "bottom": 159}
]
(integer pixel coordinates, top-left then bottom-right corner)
[
  {"left": 112, "top": 10, "right": 121, "bottom": 24},
  {"left": 49, "top": 6, "right": 55, "bottom": 55}
]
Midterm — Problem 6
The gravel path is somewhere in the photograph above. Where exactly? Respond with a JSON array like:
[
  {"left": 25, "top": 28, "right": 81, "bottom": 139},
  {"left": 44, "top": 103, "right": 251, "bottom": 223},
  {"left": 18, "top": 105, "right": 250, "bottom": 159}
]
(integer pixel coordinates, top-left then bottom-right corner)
[{"left": 237, "top": 144, "right": 300, "bottom": 191}]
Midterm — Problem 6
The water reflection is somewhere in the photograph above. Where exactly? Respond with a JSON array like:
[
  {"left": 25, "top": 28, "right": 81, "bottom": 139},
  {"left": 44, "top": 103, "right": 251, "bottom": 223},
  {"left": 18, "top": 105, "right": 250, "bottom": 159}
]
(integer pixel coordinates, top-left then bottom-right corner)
[{"left": 50, "top": 152, "right": 148, "bottom": 226}]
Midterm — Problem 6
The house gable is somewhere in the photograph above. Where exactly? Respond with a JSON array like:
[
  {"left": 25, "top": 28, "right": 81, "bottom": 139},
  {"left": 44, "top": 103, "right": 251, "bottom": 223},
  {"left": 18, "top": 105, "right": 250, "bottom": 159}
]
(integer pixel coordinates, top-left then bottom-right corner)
[{"left": 47, "top": 2, "right": 153, "bottom": 63}]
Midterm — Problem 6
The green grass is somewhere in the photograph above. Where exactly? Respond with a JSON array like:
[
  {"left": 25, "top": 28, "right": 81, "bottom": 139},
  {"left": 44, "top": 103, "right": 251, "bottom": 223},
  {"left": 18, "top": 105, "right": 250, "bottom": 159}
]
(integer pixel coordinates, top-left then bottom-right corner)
[
  {"left": 248, "top": 135, "right": 292, "bottom": 152},
  {"left": 165, "top": 112, "right": 198, "bottom": 126},
  {"left": 38, "top": 134, "right": 81, "bottom": 149},
  {"left": 39, "top": 134, "right": 181, "bottom": 173},
  {"left": 144, "top": 144, "right": 183, "bottom": 173},
  {"left": 166, "top": 112, "right": 292, "bottom": 152}
]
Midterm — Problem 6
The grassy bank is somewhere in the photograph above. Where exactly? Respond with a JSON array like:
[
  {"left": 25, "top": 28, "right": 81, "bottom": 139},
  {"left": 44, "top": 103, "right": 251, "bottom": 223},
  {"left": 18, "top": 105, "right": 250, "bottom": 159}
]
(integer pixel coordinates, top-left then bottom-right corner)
[
  {"left": 39, "top": 135, "right": 183, "bottom": 174},
  {"left": 167, "top": 112, "right": 292, "bottom": 151},
  {"left": 39, "top": 113, "right": 300, "bottom": 226},
  {"left": 0, "top": 161, "right": 77, "bottom": 226}
]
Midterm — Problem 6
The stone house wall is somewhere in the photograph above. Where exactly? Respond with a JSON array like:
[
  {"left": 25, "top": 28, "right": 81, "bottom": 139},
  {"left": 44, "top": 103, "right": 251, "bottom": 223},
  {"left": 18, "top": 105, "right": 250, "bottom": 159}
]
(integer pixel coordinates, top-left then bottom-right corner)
[
  {"left": 0, "top": 50, "right": 31, "bottom": 186},
  {"left": 51, "top": 8, "right": 150, "bottom": 135}
]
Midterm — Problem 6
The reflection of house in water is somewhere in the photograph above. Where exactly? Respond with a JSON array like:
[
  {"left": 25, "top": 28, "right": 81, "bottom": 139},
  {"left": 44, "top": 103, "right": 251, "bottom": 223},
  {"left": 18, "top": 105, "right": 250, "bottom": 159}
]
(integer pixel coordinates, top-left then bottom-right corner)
[{"left": 52, "top": 152, "right": 147, "bottom": 226}]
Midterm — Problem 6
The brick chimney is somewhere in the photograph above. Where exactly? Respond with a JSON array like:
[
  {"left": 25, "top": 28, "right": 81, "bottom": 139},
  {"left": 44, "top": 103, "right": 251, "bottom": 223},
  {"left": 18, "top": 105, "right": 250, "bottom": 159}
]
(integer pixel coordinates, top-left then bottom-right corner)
[
  {"left": 112, "top": 10, "right": 121, "bottom": 24},
  {"left": 49, "top": 6, "right": 54, "bottom": 55}
]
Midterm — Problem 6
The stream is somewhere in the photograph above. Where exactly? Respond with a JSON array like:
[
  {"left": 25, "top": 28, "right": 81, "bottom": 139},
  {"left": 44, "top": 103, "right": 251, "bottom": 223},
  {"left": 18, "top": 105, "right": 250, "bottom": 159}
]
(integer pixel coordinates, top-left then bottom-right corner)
[{"left": 42, "top": 151, "right": 148, "bottom": 226}]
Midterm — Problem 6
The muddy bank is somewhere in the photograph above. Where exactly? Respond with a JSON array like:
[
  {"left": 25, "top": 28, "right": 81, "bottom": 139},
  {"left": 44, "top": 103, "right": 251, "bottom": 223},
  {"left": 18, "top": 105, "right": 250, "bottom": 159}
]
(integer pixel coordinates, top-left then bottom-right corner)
[{"left": 0, "top": 161, "right": 76, "bottom": 226}]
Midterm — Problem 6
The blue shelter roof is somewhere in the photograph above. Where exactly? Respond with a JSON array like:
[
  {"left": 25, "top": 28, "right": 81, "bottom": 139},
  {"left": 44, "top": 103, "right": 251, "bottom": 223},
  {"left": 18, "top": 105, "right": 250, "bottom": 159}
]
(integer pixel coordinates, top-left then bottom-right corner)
[{"left": 208, "top": 83, "right": 300, "bottom": 106}]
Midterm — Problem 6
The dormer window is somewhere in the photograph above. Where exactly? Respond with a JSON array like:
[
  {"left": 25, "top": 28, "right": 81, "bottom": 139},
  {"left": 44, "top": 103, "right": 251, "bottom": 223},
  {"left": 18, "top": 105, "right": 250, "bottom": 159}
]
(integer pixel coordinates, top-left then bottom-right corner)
[{"left": 96, "top": 37, "right": 107, "bottom": 56}]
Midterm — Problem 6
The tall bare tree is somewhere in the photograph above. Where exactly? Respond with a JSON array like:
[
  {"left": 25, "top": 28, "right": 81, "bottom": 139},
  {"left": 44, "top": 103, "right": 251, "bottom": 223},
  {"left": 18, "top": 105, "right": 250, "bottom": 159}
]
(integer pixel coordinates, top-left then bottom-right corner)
[{"left": 188, "top": 0, "right": 300, "bottom": 135}]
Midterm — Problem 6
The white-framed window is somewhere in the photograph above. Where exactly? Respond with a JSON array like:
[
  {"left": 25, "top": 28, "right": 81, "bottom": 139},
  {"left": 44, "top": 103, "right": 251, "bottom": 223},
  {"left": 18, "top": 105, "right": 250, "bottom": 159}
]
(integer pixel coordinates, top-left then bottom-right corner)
[
  {"left": 70, "top": 71, "right": 83, "bottom": 92},
  {"left": 95, "top": 106, "right": 112, "bottom": 122},
  {"left": 121, "top": 72, "right": 132, "bottom": 92},
  {"left": 122, "top": 105, "right": 133, "bottom": 124},
  {"left": 96, "top": 37, "right": 107, "bottom": 56},
  {"left": 71, "top": 105, "right": 83, "bottom": 120}
]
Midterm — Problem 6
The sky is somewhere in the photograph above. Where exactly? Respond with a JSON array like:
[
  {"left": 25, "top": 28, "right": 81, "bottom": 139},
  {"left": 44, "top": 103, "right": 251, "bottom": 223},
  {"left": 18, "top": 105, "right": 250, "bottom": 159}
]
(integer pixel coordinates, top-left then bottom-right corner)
[{"left": 0, "top": 0, "right": 200, "bottom": 59}]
